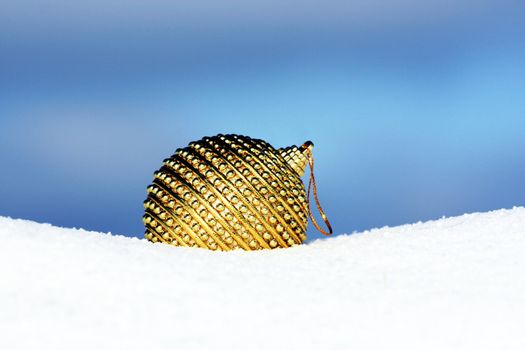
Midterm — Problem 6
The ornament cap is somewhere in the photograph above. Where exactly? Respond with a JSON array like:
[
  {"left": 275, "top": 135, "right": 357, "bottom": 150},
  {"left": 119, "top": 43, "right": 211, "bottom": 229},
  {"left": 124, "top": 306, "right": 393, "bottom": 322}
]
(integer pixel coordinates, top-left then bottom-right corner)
[
  {"left": 278, "top": 141, "right": 314, "bottom": 177},
  {"left": 302, "top": 140, "right": 314, "bottom": 150}
]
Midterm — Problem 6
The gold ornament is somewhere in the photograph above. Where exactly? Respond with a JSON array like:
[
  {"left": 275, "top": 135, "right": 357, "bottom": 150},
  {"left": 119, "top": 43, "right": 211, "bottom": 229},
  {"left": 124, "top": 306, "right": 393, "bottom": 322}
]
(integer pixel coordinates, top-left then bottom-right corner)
[{"left": 143, "top": 134, "right": 332, "bottom": 250}]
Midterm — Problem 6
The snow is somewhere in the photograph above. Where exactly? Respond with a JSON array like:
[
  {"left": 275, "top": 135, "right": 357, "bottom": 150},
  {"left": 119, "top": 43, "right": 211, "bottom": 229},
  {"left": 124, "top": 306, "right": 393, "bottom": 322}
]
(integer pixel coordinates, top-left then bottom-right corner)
[{"left": 1, "top": 208, "right": 524, "bottom": 350}]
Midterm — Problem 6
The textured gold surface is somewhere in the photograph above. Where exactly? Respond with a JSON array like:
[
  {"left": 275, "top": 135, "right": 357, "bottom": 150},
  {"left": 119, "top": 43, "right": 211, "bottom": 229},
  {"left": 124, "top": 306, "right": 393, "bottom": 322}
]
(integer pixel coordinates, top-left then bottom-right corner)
[{"left": 143, "top": 134, "right": 324, "bottom": 250}]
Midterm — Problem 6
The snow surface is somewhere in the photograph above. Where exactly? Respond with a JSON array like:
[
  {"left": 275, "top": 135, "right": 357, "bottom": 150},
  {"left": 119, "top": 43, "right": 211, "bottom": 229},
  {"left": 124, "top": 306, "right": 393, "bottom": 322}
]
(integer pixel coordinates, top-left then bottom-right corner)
[{"left": 1, "top": 208, "right": 525, "bottom": 350}]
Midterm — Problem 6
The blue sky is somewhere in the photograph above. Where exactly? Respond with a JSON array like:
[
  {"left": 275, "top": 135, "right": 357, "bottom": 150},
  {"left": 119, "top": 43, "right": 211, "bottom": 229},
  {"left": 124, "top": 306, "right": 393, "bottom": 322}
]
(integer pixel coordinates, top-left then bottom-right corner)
[{"left": 1, "top": 1, "right": 524, "bottom": 239}]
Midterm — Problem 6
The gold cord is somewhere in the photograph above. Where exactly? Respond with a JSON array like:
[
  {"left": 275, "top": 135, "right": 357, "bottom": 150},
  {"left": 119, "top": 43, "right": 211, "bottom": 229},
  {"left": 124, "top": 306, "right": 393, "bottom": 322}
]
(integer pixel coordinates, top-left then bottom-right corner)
[{"left": 304, "top": 146, "right": 333, "bottom": 236}]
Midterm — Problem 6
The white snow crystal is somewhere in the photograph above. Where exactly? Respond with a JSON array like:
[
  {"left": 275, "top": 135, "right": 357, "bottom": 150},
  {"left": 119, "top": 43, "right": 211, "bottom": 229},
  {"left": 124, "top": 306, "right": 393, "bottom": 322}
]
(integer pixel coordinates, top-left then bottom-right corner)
[{"left": 1, "top": 208, "right": 524, "bottom": 350}]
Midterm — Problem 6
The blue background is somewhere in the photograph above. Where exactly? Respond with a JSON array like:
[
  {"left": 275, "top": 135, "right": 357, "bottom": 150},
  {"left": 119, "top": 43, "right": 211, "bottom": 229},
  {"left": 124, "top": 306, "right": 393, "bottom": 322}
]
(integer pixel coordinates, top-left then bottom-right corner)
[{"left": 1, "top": 1, "right": 524, "bottom": 240}]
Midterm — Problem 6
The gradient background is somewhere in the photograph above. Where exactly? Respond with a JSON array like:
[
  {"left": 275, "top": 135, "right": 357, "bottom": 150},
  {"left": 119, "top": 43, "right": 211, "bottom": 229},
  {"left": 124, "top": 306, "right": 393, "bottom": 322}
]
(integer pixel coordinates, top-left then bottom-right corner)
[{"left": 1, "top": 1, "right": 524, "bottom": 240}]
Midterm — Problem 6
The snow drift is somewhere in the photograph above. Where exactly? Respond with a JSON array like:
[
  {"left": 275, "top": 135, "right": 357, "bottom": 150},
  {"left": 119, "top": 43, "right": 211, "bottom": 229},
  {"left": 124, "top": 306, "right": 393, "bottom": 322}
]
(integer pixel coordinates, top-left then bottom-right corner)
[{"left": 1, "top": 208, "right": 524, "bottom": 350}]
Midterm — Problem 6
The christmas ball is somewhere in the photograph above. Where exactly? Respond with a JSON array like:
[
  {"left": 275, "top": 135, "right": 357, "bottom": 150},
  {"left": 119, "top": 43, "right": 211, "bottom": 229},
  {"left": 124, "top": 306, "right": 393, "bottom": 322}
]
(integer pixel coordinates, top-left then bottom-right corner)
[{"left": 143, "top": 134, "right": 331, "bottom": 250}]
